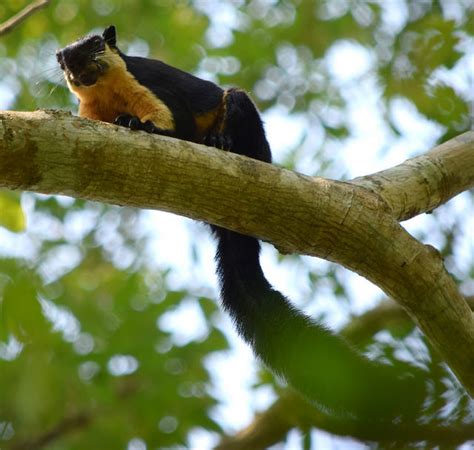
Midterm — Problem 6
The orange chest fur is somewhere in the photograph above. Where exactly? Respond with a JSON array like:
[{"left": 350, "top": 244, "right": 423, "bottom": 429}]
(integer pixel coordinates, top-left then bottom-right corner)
[{"left": 71, "top": 67, "right": 175, "bottom": 129}]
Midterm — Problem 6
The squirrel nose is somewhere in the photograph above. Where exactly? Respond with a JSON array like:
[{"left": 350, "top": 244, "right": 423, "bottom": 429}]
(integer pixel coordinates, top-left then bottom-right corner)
[{"left": 56, "top": 50, "right": 65, "bottom": 69}]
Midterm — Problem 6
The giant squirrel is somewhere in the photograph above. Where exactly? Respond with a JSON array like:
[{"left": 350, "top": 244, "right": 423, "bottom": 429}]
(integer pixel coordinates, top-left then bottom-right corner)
[{"left": 57, "top": 25, "right": 424, "bottom": 421}]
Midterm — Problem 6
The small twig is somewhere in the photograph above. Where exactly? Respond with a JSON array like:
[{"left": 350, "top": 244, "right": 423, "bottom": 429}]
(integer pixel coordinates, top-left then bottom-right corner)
[
  {"left": 9, "top": 412, "right": 91, "bottom": 450},
  {"left": 0, "top": 0, "right": 50, "bottom": 37},
  {"left": 7, "top": 377, "right": 141, "bottom": 450}
]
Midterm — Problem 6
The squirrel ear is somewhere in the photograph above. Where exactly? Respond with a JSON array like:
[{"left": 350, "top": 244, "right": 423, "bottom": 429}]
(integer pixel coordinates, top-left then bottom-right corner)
[{"left": 102, "top": 25, "right": 117, "bottom": 47}]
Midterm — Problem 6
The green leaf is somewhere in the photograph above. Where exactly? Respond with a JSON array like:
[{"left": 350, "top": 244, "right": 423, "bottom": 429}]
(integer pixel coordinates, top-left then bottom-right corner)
[
  {"left": 2, "top": 270, "right": 50, "bottom": 343},
  {"left": 0, "top": 191, "right": 26, "bottom": 232}
]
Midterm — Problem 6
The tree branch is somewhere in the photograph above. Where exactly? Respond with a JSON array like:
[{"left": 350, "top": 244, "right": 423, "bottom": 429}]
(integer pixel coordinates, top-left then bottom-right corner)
[
  {"left": 352, "top": 132, "right": 474, "bottom": 221},
  {"left": 10, "top": 412, "right": 91, "bottom": 450},
  {"left": 216, "top": 390, "right": 474, "bottom": 450},
  {"left": 216, "top": 296, "right": 474, "bottom": 449},
  {"left": 0, "top": 0, "right": 50, "bottom": 37},
  {"left": 1, "top": 110, "right": 473, "bottom": 399}
]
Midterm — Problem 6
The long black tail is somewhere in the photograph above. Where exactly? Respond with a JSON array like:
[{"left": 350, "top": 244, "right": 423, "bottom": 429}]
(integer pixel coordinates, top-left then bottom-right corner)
[
  {"left": 213, "top": 228, "right": 424, "bottom": 420},
  {"left": 210, "top": 88, "right": 424, "bottom": 420}
]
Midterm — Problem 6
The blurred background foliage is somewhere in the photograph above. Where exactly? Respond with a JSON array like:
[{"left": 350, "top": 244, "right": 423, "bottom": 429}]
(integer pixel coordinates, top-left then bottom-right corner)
[{"left": 0, "top": 0, "right": 473, "bottom": 449}]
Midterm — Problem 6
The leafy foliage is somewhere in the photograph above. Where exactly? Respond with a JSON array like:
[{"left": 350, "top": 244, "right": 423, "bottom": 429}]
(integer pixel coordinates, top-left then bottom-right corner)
[
  {"left": 0, "top": 192, "right": 25, "bottom": 232},
  {"left": 0, "top": 200, "right": 228, "bottom": 448},
  {"left": 0, "top": 0, "right": 473, "bottom": 448}
]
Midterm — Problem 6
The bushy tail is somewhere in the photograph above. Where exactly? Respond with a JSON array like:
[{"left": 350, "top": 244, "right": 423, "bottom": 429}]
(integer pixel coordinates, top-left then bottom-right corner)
[
  {"left": 213, "top": 227, "right": 425, "bottom": 420},
  {"left": 211, "top": 87, "right": 425, "bottom": 420}
]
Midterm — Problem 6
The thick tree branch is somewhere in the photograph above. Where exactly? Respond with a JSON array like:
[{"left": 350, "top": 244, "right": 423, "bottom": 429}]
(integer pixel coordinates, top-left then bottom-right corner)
[
  {"left": 352, "top": 132, "right": 474, "bottom": 221},
  {"left": 1, "top": 110, "right": 473, "bottom": 399},
  {"left": 0, "top": 0, "right": 50, "bottom": 37}
]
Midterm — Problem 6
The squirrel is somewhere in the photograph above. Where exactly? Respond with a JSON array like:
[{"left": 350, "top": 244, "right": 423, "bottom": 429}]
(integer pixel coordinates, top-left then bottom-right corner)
[{"left": 57, "top": 25, "right": 425, "bottom": 421}]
